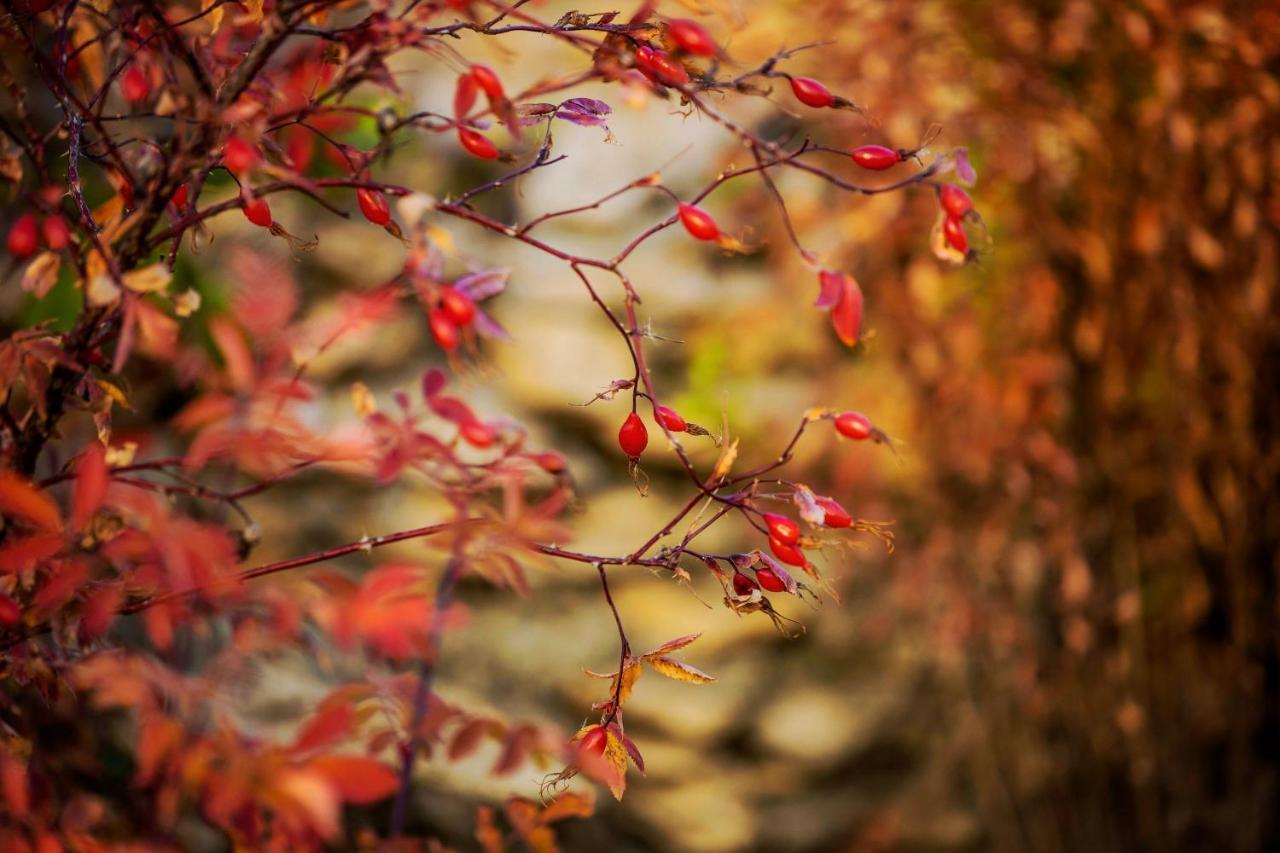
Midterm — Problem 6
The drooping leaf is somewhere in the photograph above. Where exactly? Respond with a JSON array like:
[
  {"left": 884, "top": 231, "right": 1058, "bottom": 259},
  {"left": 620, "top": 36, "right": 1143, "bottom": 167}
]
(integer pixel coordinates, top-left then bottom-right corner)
[
  {"left": 642, "top": 633, "right": 702, "bottom": 658},
  {"left": 646, "top": 655, "right": 716, "bottom": 684}
]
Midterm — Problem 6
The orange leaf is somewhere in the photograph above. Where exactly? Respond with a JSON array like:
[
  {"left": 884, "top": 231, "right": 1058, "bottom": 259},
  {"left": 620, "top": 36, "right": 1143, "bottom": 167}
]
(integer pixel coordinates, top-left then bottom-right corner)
[
  {"left": 71, "top": 444, "right": 108, "bottom": 531},
  {"left": 643, "top": 633, "right": 702, "bottom": 658},
  {"left": 0, "top": 470, "right": 61, "bottom": 532},
  {"left": 292, "top": 702, "right": 354, "bottom": 755},
  {"left": 0, "top": 532, "right": 63, "bottom": 574},
  {"left": 306, "top": 756, "right": 398, "bottom": 805},
  {"left": 646, "top": 655, "right": 716, "bottom": 685}
]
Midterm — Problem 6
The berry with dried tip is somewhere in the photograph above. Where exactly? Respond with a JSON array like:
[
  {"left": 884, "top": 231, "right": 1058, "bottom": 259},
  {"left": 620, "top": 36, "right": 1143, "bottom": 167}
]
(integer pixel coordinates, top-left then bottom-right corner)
[
  {"left": 7, "top": 213, "right": 38, "bottom": 259},
  {"left": 732, "top": 570, "right": 760, "bottom": 596},
  {"left": 428, "top": 307, "right": 461, "bottom": 352},
  {"left": 618, "top": 411, "right": 649, "bottom": 459},
  {"left": 634, "top": 45, "right": 690, "bottom": 86},
  {"left": 667, "top": 19, "right": 717, "bottom": 57},
  {"left": 815, "top": 495, "right": 853, "bottom": 528},
  {"left": 768, "top": 535, "right": 808, "bottom": 568},
  {"left": 356, "top": 188, "right": 391, "bottom": 226},
  {"left": 755, "top": 566, "right": 788, "bottom": 593},
  {"left": 678, "top": 204, "right": 719, "bottom": 241},
  {"left": 224, "top": 137, "right": 260, "bottom": 176},
  {"left": 834, "top": 411, "right": 873, "bottom": 440},
  {"left": 458, "top": 127, "right": 499, "bottom": 160},
  {"left": 470, "top": 64, "right": 504, "bottom": 100},
  {"left": 653, "top": 404, "right": 687, "bottom": 432},
  {"left": 942, "top": 215, "right": 969, "bottom": 255},
  {"left": 789, "top": 76, "right": 835, "bottom": 109},
  {"left": 851, "top": 144, "right": 901, "bottom": 170},
  {"left": 121, "top": 65, "right": 150, "bottom": 103},
  {"left": 578, "top": 726, "right": 608, "bottom": 758},
  {"left": 763, "top": 512, "right": 800, "bottom": 545},
  {"left": 242, "top": 196, "right": 272, "bottom": 228},
  {"left": 439, "top": 287, "right": 476, "bottom": 327},
  {"left": 939, "top": 184, "right": 973, "bottom": 218},
  {"left": 41, "top": 215, "right": 70, "bottom": 251}
]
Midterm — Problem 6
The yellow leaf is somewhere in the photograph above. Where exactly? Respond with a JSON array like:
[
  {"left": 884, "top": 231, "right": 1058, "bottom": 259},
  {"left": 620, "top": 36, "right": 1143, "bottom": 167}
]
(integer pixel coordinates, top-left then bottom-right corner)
[
  {"left": 243, "top": 0, "right": 265, "bottom": 21},
  {"left": 351, "top": 382, "right": 376, "bottom": 417},
  {"left": 711, "top": 437, "right": 738, "bottom": 481},
  {"left": 603, "top": 731, "right": 628, "bottom": 800},
  {"left": 173, "top": 288, "right": 201, "bottom": 317},
  {"left": 643, "top": 633, "right": 702, "bottom": 658},
  {"left": 21, "top": 252, "right": 60, "bottom": 299},
  {"left": 96, "top": 379, "right": 131, "bottom": 409},
  {"left": 646, "top": 655, "right": 716, "bottom": 685},
  {"left": 203, "top": 0, "right": 224, "bottom": 32},
  {"left": 122, "top": 263, "right": 172, "bottom": 294},
  {"left": 85, "top": 273, "right": 121, "bottom": 307}
]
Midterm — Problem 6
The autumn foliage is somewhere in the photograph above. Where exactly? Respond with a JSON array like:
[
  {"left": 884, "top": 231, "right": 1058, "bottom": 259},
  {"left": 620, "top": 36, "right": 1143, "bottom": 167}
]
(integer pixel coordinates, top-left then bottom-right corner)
[{"left": 0, "top": 1, "right": 985, "bottom": 849}]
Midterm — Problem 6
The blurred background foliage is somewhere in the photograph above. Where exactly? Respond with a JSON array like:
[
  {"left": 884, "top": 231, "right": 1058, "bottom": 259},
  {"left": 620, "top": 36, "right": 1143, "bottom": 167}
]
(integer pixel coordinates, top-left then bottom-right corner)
[{"left": 7, "top": 0, "right": 1277, "bottom": 850}]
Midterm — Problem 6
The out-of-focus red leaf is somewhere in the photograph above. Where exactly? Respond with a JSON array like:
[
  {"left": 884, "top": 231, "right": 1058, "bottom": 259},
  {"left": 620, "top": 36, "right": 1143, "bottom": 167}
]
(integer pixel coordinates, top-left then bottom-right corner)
[
  {"left": 0, "top": 532, "right": 63, "bottom": 574},
  {"left": 71, "top": 444, "right": 108, "bottom": 531},
  {"left": 0, "top": 470, "right": 61, "bottom": 532},
  {"left": 292, "top": 702, "right": 355, "bottom": 754},
  {"left": 305, "top": 756, "right": 398, "bottom": 804}
]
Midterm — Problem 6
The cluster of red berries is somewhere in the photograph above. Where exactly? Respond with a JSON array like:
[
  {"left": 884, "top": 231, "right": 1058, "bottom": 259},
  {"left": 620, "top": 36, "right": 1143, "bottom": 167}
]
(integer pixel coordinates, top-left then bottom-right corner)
[
  {"left": 937, "top": 184, "right": 975, "bottom": 256},
  {"left": 453, "top": 65, "right": 504, "bottom": 160},
  {"left": 616, "top": 402, "right": 701, "bottom": 462},
  {"left": 427, "top": 286, "right": 478, "bottom": 353},
  {"left": 6, "top": 212, "right": 70, "bottom": 259}
]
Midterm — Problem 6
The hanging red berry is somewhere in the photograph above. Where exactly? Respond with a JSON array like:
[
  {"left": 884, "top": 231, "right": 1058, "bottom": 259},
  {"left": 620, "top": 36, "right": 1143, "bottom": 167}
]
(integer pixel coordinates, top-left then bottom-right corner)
[
  {"left": 469, "top": 64, "right": 504, "bottom": 100},
  {"left": 634, "top": 46, "right": 690, "bottom": 87},
  {"left": 763, "top": 513, "right": 800, "bottom": 545},
  {"left": 768, "top": 535, "right": 807, "bottom": 568},
  {"left": 121, "top": 65, "right": 150, "bottom": 103},
  {"left": 653, "top": 404, "right": 688, "bottom": 432},
  {"left": 41, "top": 215, "right": 70, "bottom": 251},
  {"left": 578, "top": 726, "right": 608, "bottom": 758},
  {"left": 939, "top": 184, "right": 973, "bottom": 218},
  {"left": 428, "top": 306, "right": 461, "bottom": 352},
  {"left": 789, "top": 76, "right": 835, "bottom": 109},
  {"left": 815, "top": 495, "right": 853, "bottom": 528},
  {"left": 732, "top": 570, "right": 760, "bottom": 596},
  {"left": 356, "top": 188, "right": 391, "bottom": 226},
  {"left": 755, "top": 566, "right": 788, "bottom": 593},
  {"left": 171, "top": 183, "right": 189, "bottom": 210},
  {"left": 834, "top": 411, "right": 873, "bottom": 440},
  {"left": 851, "top": 145, "right": 901, "bottom": 170},
  {"left": 678, "top": 203, "right": 719, "bottom": 241},
  {"left": 7, "top": 213, "right": 39, "bottom": 259},
  {"left": 942, "top": 215, "right": 969, "bottom": 255},
  {"left": 224, "top": 137, "right": 260, "bottom": 176},
  {"left": 242, "top": 196, "right": 272, "bottom": 228},
  {"left": 667, "top": 19, "right": 717, "bottom": 57},
  {"left": 458, "top": 127, "right": 499, "bottom": 160},
  {"left": 439, "top": 286, "right": 476, "bottom": 326},
  {"left": 618, "top": 411, "right": 648, "bottom": 460}
]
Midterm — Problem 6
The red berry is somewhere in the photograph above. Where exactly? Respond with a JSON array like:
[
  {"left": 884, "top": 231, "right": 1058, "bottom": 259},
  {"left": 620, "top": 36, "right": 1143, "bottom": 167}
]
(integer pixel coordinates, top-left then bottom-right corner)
[
  {"left": 678, "top": 204, "right": 718, "bottom": 241},
  {"left": 815, "top": 496, "right": 853, "bottom": 528},
  {"left": 171, "top": 183, "right": 189, "bottom": 210},
  {"left": 460, "top": 419, "right": 496, "bottom": 448},
  {"left": 851, "top": 145, "right": 901, "bottom": 170},
  {"left": 242, "top": 196, "right": 272, "bottom": 228},
  {"left": 470, "top": 64, "right": 504, "bottom": 100},
  {"left": 41, "top": 215, "right": 70, "bottom": 251},
  {"left": 789, "top": 76, "right": 835, "bottom": 109},
  {"left": 356, "top": 188, "right": 391, "bottom": 226},
  {"left": 438, "top": 286, "right": 476, "bottom": 327},
  {"left": 755, "top": 566, "right": 788, "bottom": 593},
  {"left": 454, "top": 74, "right": 479, "bottom": 117},
  {"left": 224, "top": 137, "right": 260, "bottom": 176},
  {"left": 121, "top": 65, "right": 150, "bottom": 103},
  {"left": 942, "top": 215, "right": 969, "bottom": 254},
  {"left": 768, "top": 535, "right": 807, "bottom": 568},
  {"left": 533, "top": 451, "right": 567, "bottom": 474},
  {"left": 762, "top": 512, "right": 800, "bottom": 545},
  {"left": 634, "top": 45, "right": 689, "bottom": 86},
  {"left": 732, "top": 570, "right": 760, "bottom": 596},
  {"left": 428, "top": 306, "right": 461, "bottom": 352},
  {"left": 834, "top": 411, "right": 873, "bottom": 440},
  {"left": 667, "top": 19, "right": 717, "bottom": 57},
  {"left": 578, "top": 726, "right": 608, "bottom": 757},
  {"left": 8, "top": 213, "right": 39, "bottom": 259},
  {"left": 458, "top": 127, "right": 498, "bottom": 160},
  {"left": 653, "top": 404, "right": 687, "bottom": 432},
  {"left": 618, "top": 411, "right": 648, "bottom": 459},
  {"left": 939, "top": 184, "right": 973, "bottom": 218}
]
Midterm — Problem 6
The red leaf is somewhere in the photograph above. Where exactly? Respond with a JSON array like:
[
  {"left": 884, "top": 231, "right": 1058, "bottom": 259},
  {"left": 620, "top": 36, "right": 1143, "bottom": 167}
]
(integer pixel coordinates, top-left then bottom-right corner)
[
  {"left": 293, "top": 702, "right": 355, "bottom": 754},
  {"left": 71, "top": 444, "right": 108, "bottom": 531},
  {"left": 831, "top": 273, "right": 864, "bottom": 346},
  {"left": 0, "top": 470, "right": 61, "bottom": 532},
  {"left": 306, "top": 756, "right": 399, "bottom": 804}
]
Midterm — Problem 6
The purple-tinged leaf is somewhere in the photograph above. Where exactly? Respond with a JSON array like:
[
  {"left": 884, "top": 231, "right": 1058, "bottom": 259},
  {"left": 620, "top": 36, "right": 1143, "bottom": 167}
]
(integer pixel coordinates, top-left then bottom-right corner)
[
  {"left": 472, "top": 308, "right": 511, "bottom": 342},
  {"left": 815, "top": 269, "right": 843, "bottom": 310},
  {"left": 954, "top": 147, "right": 977, "bottom": 185},
  {"left": 556, "top": 97, "right": 612, "bottom": 128},
  {"left": 454, "top": 268, "right": 509, "bottom": 301},
  {"left": 422, "top": 368, "right": 447, "bottom": 401}
]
